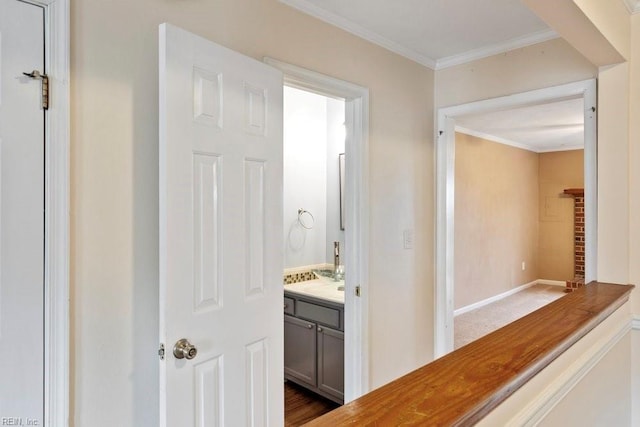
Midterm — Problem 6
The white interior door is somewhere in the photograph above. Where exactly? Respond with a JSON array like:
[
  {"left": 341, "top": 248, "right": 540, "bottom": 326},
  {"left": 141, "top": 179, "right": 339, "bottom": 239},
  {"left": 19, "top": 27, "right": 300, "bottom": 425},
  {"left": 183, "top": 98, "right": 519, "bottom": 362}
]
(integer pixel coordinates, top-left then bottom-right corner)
[
  {"left": 159, "top": 24, "right": 284, "bottom": 426},
  {"left": 0, "top": 0, "right": 45, "bottom": 424}
]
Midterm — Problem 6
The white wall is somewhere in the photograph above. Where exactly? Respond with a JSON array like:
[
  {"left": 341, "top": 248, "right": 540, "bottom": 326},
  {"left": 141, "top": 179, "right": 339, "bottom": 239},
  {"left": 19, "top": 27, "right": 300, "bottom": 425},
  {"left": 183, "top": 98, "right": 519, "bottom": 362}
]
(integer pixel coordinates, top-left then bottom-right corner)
[
  {"left": 283, "top": 86, "right": 328, "bottom": 268},
  {"left": 325, "top": 97, "right": 345, "bottom": 264},
  {"left": 282, "top": 88, "right": 345, "bottom": 269}
]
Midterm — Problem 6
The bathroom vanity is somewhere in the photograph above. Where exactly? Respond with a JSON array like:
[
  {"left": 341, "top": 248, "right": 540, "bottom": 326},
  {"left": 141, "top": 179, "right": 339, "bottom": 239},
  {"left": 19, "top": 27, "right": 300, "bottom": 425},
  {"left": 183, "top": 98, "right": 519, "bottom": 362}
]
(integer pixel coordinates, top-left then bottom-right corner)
[{"left": 284, "top": 279, "right": 345, "bottom": 404}]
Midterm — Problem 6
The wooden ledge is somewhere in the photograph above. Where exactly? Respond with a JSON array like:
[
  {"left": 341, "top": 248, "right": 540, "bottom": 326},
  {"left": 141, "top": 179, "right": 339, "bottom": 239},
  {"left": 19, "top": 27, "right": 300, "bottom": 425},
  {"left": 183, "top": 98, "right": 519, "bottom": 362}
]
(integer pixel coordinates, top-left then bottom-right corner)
[{"left": 307, "top": 282, "right": 634, "bottom": 426}]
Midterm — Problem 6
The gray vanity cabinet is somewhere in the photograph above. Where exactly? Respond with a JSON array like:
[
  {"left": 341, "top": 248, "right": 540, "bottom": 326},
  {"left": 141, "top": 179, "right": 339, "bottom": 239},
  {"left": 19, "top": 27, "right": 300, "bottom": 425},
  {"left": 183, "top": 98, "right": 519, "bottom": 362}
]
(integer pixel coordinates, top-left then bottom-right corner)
[
  {"left": 283, "top": 292, "right": 344, "bottom": 404},
  {"left": 284, "top": 314, "right": 316, "bottom": 387},
  {"left": 317, "top": 326, "right": 344, "bottom": 401}
]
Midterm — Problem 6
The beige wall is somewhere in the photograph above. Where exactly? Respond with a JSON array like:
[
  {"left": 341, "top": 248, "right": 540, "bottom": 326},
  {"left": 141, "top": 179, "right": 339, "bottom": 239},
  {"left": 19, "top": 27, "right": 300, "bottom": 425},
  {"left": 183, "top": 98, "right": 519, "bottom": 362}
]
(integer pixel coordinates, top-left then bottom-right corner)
[
  {"left": 597, "top": 63, "right": 630, "bottom": 285},
  {"left": 70, "top": 0, "right": 433, "bottom": 425},
  {"left": 572, "top": 0, "right": 630, "bottom": 59},
  {"left": 435, "top": 38, "right": 597, "bottom": 108},
  {"left": 454, "top": 137, "right": 584, "bottom": 308},
  {"left": 523, "top": 0, "right": 627, "bottom": 66},
  {"left": 538, "top": 150, "right": 584, "bottom": 281},
  {"left": 454, "top": 133, "right": 539, "bottom": 309}
]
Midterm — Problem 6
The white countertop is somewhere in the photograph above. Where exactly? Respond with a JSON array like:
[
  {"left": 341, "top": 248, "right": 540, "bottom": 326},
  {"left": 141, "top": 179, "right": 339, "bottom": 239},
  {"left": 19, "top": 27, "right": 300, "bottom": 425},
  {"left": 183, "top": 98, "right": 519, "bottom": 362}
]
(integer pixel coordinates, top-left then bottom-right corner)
[{"left": 284, "top": 279, "right": 345, "bottom": 304}]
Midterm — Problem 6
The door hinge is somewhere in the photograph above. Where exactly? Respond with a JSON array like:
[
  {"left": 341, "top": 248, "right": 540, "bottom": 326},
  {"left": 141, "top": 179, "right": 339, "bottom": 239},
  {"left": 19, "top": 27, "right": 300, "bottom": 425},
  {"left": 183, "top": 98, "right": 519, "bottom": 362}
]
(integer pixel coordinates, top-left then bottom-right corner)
[
  {"left": 158, "top": 343, "right": 165, "bottom": 360},
  {"left": 23, "top": 70, "right": 49, "bottom": 110},
  {"left": 355, "top": 285, "right": 361, "bottom": 297}
]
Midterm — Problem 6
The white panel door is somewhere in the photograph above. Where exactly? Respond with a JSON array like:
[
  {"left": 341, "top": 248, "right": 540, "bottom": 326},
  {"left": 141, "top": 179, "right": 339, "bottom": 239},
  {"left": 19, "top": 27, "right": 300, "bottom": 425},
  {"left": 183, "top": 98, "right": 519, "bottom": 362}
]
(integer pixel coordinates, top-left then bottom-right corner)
[
  {"left": 159, "top": 24, "right": 284, "bottom": 426},
  {"left": 0, "top": 0, "right": 45, "bottom": 424}
]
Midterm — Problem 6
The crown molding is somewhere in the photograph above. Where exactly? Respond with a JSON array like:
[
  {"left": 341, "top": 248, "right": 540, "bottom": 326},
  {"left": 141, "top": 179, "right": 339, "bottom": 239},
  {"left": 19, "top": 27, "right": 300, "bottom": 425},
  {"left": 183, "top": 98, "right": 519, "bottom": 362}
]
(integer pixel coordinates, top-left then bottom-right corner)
[
  {"left": 623, "top": 0, "right": 640, "bottom": 14},
  {"left": 280, "top": 0, "right": 559, "bottom": 71},
  {"left": 455, "top": 126, "right": 584, "bottom": 153},
  {"left": 279, "top": 0, "right": 437, "bottom": 69},
  {"left": 435, "top": 29, "right": 559, "bottom": 70}
]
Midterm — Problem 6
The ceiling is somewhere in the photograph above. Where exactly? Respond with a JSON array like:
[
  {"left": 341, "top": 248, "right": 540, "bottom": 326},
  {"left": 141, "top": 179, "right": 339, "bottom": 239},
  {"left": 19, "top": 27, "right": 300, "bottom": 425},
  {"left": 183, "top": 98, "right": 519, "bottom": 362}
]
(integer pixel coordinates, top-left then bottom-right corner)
[
  {"left": 455, "top": 98, "right": 585, "bottom": 153},
  {"left": 280, "top": 0, "right": 558, "bottom": 69}
]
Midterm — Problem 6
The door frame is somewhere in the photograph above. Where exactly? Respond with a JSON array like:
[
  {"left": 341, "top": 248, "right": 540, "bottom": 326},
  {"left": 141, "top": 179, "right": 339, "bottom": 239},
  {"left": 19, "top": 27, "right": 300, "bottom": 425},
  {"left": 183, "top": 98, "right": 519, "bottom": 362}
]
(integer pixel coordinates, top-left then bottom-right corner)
[
  {"left": 20, "top": 0, "right": 70, "bottom": 425},
  {"left": 434, "top": 79, "right": 597, "bottom": 357},
  {"left": 264, "top": 58, "right": 370, "bottom": 401}
]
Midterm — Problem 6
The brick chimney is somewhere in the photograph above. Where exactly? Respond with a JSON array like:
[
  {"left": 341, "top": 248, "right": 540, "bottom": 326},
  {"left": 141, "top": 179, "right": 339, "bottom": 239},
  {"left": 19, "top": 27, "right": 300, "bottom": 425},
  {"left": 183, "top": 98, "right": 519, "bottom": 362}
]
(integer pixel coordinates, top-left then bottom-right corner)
[{"left": 564, "top": 188, "right": 585, "bottom": 292}]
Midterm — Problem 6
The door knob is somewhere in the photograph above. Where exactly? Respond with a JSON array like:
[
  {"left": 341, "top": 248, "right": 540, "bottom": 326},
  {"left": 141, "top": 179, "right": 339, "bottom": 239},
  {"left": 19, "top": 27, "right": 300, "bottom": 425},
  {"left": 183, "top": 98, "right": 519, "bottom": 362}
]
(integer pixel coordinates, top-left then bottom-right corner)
[{"left": 173, "top": 338, "right": 198, "bottom": 360}]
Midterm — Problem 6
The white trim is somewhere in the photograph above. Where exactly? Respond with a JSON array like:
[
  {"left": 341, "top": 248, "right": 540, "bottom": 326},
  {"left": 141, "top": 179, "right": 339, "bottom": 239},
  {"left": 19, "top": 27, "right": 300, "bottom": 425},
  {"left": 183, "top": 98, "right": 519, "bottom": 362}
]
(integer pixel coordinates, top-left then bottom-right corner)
[
  {"left": 583, "top": 84, "right": 597, "bottom": 284},
  {"left": 435, "top": 29, "right": 559, "bottom": 70},
  {"left": 633, "top": 315, "right": 640, "bottom": 330},
  {"left": 454, "top": 280, "right": 538, "bottom": 317},
  {"left": 264, "top": 58, "right": 370, "bottom": 401},
  {"left": 14, "top": 0, "right": 71, "bottom": 425},
  {"left": 537, "top": 279, "right": 567, "bottom": 287},
  {"left": 41, "top": 0, "right": 70, "bottom": 425},
  {"left": 19, "top": 0, "right": 71, "bottom": 425},
  {"left": 278, "top": 0, "right": 436, "bottom": 69},
  {"left": 507, "top": 314, "right": 631, "bottom": 426},
  {"left": 455, "top": 126, "right": 584, "bottom": 154},
  {"left": 623, "top": 0, "right": 640, "bottom": 14},
  {"left": 435, "top": 79, "right": 597, "bottom": 358}
]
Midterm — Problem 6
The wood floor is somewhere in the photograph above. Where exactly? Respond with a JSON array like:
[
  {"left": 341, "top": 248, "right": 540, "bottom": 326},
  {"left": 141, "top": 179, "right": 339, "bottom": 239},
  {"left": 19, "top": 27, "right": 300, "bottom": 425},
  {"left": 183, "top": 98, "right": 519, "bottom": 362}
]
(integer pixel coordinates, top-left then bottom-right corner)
[{"left": 285, "top": 381, "right": 340, "bottom": 426}]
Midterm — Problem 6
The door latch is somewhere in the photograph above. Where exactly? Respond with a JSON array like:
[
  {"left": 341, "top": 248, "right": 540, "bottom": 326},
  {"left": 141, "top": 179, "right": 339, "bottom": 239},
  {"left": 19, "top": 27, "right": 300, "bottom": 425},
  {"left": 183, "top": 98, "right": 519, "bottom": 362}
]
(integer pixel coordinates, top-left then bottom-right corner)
[{"left": 23, "top": 70, "right": 49, "bottom": 110}]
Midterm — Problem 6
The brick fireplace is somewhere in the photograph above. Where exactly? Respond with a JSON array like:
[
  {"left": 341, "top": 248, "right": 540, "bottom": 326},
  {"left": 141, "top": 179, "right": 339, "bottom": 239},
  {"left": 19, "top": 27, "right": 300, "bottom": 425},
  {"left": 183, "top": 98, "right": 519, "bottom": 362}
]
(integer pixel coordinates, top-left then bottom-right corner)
[{"left": 564, "top": 188, "right": 584, "bottom": 292}]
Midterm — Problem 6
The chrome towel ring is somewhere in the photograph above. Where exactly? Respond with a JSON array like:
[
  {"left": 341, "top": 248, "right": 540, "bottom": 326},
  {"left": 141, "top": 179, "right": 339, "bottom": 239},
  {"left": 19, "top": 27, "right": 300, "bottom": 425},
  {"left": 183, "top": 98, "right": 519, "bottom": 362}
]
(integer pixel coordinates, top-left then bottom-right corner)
[{"left": 297, "top": 208, "right": 314, "bottom": 229}]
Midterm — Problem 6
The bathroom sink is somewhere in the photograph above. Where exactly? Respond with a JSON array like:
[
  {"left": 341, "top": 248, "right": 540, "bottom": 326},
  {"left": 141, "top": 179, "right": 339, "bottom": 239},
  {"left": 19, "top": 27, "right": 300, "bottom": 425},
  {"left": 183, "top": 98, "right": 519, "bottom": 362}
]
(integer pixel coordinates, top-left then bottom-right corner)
[
  {"left": 313, "top": 269, "right": 345, "bottom": 289},
  {"left": 313, "top": 269, "right": 336, "bottom": 279}
]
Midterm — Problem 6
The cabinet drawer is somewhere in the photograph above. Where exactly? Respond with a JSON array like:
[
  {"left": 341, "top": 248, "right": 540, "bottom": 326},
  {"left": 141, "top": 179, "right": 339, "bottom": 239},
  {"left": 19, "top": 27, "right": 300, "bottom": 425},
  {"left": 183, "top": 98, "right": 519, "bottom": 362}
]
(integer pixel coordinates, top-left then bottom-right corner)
[
  {"left": 284, "top": 297, "right": 295, "bottom": 315},
  {"left": 297, "top": 300, "right": 340, "bottom": 329}
]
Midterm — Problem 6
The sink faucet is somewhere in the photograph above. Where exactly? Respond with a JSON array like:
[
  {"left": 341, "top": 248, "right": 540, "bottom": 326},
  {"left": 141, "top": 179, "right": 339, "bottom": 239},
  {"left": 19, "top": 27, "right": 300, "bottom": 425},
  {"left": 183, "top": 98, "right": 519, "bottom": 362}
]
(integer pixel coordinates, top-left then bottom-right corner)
[{"left": 334, "top": 241, "right": 340, "bottom": 279}]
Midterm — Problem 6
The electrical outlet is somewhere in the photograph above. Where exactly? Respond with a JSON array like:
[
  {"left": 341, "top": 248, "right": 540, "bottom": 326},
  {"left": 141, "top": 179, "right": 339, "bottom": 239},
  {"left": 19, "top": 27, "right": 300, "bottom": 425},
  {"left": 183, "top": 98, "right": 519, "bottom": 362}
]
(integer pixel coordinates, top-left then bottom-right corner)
[
  {"left": 403, "top": 229, "right": 414, "bottom": 249},
  {"left": 521, "top": 261, "right": 526, "bottom": 271}
]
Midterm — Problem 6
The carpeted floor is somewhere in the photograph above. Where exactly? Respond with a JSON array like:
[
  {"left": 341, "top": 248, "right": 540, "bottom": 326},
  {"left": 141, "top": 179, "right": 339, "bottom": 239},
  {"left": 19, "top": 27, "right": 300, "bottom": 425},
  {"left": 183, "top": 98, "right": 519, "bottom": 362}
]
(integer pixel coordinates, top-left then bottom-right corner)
[{"left": 454, "top": 284, "right": 566, "bottom": 349}]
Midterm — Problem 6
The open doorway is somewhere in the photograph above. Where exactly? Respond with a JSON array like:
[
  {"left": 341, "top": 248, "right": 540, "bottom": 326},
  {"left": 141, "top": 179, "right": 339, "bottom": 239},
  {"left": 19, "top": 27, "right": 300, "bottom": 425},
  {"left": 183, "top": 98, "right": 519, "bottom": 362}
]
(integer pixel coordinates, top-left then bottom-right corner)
[
  {"left": 451, "top": 98, "right": 585, "bottom": 348},
  {"left": 282, "top": 85, "right": 346, "bottom": 423},
  {"left": 264, "top": 58, "right": 370, "bottom": 424},
  {"left": 435, "top": 79, "right": 597, "bottom": 356}
]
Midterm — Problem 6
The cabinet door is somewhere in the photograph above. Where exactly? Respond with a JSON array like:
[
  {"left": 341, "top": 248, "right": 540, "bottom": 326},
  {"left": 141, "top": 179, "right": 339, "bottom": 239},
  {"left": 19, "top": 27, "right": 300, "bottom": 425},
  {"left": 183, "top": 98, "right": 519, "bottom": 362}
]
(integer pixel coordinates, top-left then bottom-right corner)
[
  {"left": 317, "top": 326, "right": 344, "bottom": 401},
  {"left": 284, "top": 314, "right": 317, "bottom": 387}
]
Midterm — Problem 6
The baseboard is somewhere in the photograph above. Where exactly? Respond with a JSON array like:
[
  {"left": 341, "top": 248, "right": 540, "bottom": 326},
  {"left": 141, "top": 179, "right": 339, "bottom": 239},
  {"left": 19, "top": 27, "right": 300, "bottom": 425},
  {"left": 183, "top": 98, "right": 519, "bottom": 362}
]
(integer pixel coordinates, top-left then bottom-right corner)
[
  {"left": 454, "top": 279, "right": 568, "bottom": 316},
  {"left": 454, "top": 280, "right": 539, "bottom": 317},
  {"left": 537, "top": 279, "right": 566, "bottom": 287}
]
